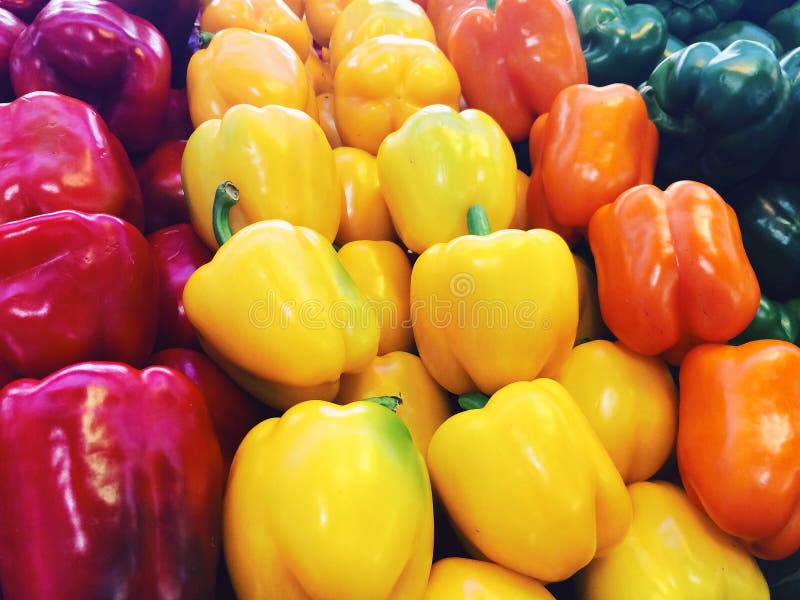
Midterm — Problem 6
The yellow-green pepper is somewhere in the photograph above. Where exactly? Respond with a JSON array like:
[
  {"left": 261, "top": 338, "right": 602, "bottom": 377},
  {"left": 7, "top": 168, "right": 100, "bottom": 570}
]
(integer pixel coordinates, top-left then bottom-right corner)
[{"left": 424, "top": 558, "right": 554, "bottom": 599}]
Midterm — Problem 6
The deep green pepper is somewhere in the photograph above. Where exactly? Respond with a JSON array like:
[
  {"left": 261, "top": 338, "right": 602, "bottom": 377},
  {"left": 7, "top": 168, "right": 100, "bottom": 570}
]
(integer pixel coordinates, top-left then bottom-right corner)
[
  {"left": 664, "top": 35, "right": 687, "bottom": 59},
  {"left": 738, "top": 0, "right": 794, "bottom": 25},
  {"left": 773, "top": 48, "right": 800, "bottom": 181},
  {"left": 767, "top": 1, "right": 800, "bottom": 52},
  {"left": 639, "top": 41, "right": 793, "bottom": 188},
  {"left": 570, "top": 0, "right": 668, "bottom": 86},
  {"left": 639, "top": 0, "right": 743, "bottom": 39},
  {"left": 729, "top": 296, "right": 800, "bottom": 344},
  {"left": 691, "top": 21, "right": 784, "bottom": 56},
  {"left": 758, "top": 550, "right": 800, "bottom": 600}
]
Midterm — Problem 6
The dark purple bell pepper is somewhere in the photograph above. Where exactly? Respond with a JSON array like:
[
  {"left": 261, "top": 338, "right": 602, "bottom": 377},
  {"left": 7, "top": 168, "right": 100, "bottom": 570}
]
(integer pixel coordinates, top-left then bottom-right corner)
[{"left": 0, "top": 0, "right": 47, "bottom": 22}]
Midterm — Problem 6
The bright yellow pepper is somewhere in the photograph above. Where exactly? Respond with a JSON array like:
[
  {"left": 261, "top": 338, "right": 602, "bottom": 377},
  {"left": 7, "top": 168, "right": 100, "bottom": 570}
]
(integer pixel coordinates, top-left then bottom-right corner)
[
  {"left": 425, "top": 558, "right": 555, "bottom": 600},
  {"left": 203, "top": 0, "right": 304, "bottom": 16},
  {"left": 224, "top": 399, "right": 434, "bottom": 599},
  {"left": 509, "top": 169, "right": 530, "bottom": 230},
  {"left": 411, "top": 208, "right": 578, "bottom": 395},
  {"left": 334, "top": 146, "right": 396, "bottom": 244},
  {"left": 338, "top": 240, "right": 413, "bottom": 355},
  {"left": 329, "top": 0, "right": 436, "bottom": 71},
  {"left": 305, "top": 0, "right": 352, "bottom": 47},
  {"left": 182, "top": 104, "right": 340, "bottom": 250},
  {"left": 554, "top": 340, "right": 677, "bottom": 484},
  {"left": 183, "top": 184, "right": 379, "bottom": 410},
  {"left": 316, "top": 93, "right": 342, "bottom": 149},
  {"left": 200, "top": 0, "right": 312, "bottom": 61},
  {"left": 578, "top": 481, "right": 770, "bottom": 599},
  {"left": 307, "top": 47, "right": 334, "bottom": 94},
  {"left": 573, "top": 255, "right": 606, "bottom": 344},
  {"left": 377, "top": 105, "right": 516, "bottom": 253},
  {"left": 334, "top": 35, "right": 460, "bottom": 155},
  {"left": 427, "top": 379, "right": 631, "bottom": 582},
  {"left": 336, "top": 351, "right": 451, "bottom": 458}
]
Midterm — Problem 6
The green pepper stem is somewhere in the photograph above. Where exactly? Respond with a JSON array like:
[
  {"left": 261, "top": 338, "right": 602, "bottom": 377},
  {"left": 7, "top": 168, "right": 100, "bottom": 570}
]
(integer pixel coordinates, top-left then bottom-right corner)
[
  {"left": 467, "top": 204, "right": 491, "bottom": 236},
  {"left": 486, "top": 0, "right": 497, "bottom": 11},
  {"left": 198, "top": 31, "right": 215, "bottom": 48},
  {"left": 212, "top": 181, "right": 240, "bottom": 246},
  {"left": 366, "top": 396, "right": 403, "bottom": 412},
  {"left": 458, "top": 392, "right": 489, "bottom": 410}
]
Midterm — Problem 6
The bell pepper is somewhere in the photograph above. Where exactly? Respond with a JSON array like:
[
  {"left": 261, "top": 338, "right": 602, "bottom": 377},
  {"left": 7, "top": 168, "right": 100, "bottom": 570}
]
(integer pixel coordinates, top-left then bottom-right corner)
[
  {"left": 187, "top": 28, "right": 317, "bottom": 128},
  {"left": 148, "top": 224, "right": 212, "bottom": 351},
  {"left": 0, "top": 0, "right": 46, "bottom": 21},
  {"left": 9, "top": 0, "right": 172, "bottom": 154},
  {"left": 336, "top": 351, "right": 451, "bottom": 459},
  {"left": 334, "top": 35, "right": 460, "bottom": 155},
  {"left": 529, "top": 83, "right": 658, "bottom": 228},
  {"left": 774, "top": 48, "right": 800, "bottom": 181},
  {"left": 664, "top": 34, "right": 686, "bottom": 58},
  {"left": 329, "top": 0, "right": 436, "bottom": 70},
  {"left": 305, "top": 0, "right": 351, "bottom": 47},
  {"left": 307, "top": 46, "right": 334, "bottom": 94},
  {"left": 317, "top": 91, "right": 343, "bottom": 148},
  {"left": 571, "top": 0, "right": 668, "bottom": 87},
  {"left": 149, "top": 348, "right": 276, "bottom": 479},
  {"left": 411, "top": 205, "right": 578, "bottom": 395},
  {"left": 678, "top": 340, "right": 800, "bottom": 559},
  {"left": 224, "top": 399, "right": 434, "bottom": 599},
  {"left": 425, "top": 0, "right": 481, "bottom": 50},
  {"left": 334, "top": 146, "right": 396, "bottom": 244},
  {"left": 425, "top": 558, "right": 554, "bottom": 599},
  {"left": 0, "top": 211, "right": 157, "bottom": 380},
  {"left": 0, "top": 91, "right": 144, "bottom": 229},
  {"left": 759, "top": 550, "right": 800, "bottom": 600},
  {"left": 377, "top": 104, "right": 516, "bottom": 254},
  {"left": 639, "top": 0, "right": 744, "bottom": 39},
  {"left": 0, "top": 8, "right": 22, "bottom": 102},
  {"left": 578, "top": 481, "right": 770, "bottom": 599},
  {"left": 0, "top": 362, "right": 223, "bottom": 600},
  {"left": 730, "top": 295, "right": 800, "bottom": 344},
  {"left": 338, "top": 240, "right": 413, "bottom": 355},
  {"left": 428, "top": 379, "right": 631, "bottom": 582},
  {"left": 137, "top": 140, "right": 188, "bottom": 234},
  {"left": 692, "top": 20, "right": 784, "bottom": 55},
  {"left": 739, "top": 0, "right": 794, "bottom": 24},
  {"left": 508, "top": 169, "right": 530, "bottom": 230},
  {"left": 200, "top": 0, "right": 312, "bottom": 61},
  {"left": 553, "top": 340, "right": 678, "bottom": 483},
  {"left": 574, "top": 255, "right": 606, "bottom": 344},
  {"left": 589, "top": 180, "right": 761, "bottom": 362},
  {"left": 163, "top": 87, "right": 194, "bottom": 143},
  {"left": 768, "top": 1, "right": 800, "bottom": 51},
  {"left": 447, "top": 0, "right": 587, "bottom": 142},
  {"left": 182, "top": 104, "right": 339, "bottom": 249},
  {"left": 183, "top": 183, "right": 379, "bottom": 410},
  {"left": 640, "top": 40, "right": 792, "bottom": 188}
]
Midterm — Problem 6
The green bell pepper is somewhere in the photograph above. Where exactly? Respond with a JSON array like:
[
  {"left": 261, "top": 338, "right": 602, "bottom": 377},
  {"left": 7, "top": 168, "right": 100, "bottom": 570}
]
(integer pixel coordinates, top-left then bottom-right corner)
[
  {"left": 729, "top": 296, "right": 800, "bottom": 344},
  {"left": 767, "top": 1, "right": 800, "bottom": 52},
  {"left": 664, "top": 35, "right": 687, "bottom": 59},
  {"left": 691, "top": 21, "right": 784, "bottom": 56},
  {"left": 738, "top": 0, "right": 794, "bottom": 25},
  {"left": 640, "top": 0, "right": 743, "bottom": 39},
  {"left": 774, "top": 48, "right": 800, "bottom": 181},
  {"left": 639, "top": 40, "right": 792, "bottom": 188},
  {"left": 570, "top": 0, "right": 668, "bottom": 86}
]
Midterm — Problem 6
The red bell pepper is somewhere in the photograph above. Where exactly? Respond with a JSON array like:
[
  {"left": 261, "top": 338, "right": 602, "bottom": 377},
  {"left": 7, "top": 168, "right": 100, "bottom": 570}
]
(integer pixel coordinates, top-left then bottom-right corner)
[
  {"left": 0, "top": 91, "right": 144, "bottom": 228},
  {"left": 138, "top": 140, "right": 189, "bottom": 234},
  {"left": 163, "top": 88, "right": 194, "bottom": 141},
  {"left": 0, "top": 211, "right": 158, "bottom": 379},
  {"left": 147, "top": 224, "right": 212, "bottom": 351},
  {"left": 0, "top": 362, "right": 223, "bottom": 599},
  {"left": 0, "top": 8, "right": 22, "bottom": 101},
  {"left": 10, "top": 0, "right": 171, "bottom": 154},
  {"left": 426, "top": 0, "right": 482, "bottom": 49}
]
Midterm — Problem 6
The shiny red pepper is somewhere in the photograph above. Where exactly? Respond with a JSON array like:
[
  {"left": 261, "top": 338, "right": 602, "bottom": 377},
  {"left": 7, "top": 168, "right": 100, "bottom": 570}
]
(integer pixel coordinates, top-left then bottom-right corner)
[
  {"left": 0, "top": 362, "right": 223, "bottom": 600},
  {"left": 0, "top": 91, "right": 144, "bottom": 229},
  {"left": 0, "top": 211, "right": 158, "bottom": 379},
  {"left": 0, "top": 8, "right": 22, "bottom": 101},
  {"left": 138, "top": 140, "right": 189, "bottom": 234}
]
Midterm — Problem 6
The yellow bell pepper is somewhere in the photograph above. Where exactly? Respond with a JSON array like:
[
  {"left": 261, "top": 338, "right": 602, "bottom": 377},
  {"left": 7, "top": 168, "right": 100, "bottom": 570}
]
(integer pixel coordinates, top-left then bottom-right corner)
[
  {"left": 334, "top": 146, "right": 396, "bottom": 244},
  {"left": 329, "top": 0, "right": 436, "bottom": 71},
  {"left": 200, "top": 0, "right": 312, "bottom": 61},
  {"left": 377, "top": 105, "right": 516, "bottom": 254},
  {"left": 182, "top": 103, "right": 340, "bottom": 250},
  {"left": 573, "top": 255, "right": 606, "bottom": 344},
  {"left": 508, "top": 169, "right": 530, "bottom": 230},
  {"left": 316, "top": 93, "right": 342, "bottom": 149},
  {"left": 338, "top": 240, "right": 413, "bottom": 355},
  {"left": 553, "top": 340, "right": 677, "bottom": 483},
  {"left": 203, "top": 0, "right": 304, "bottom": 16},
  {"left": 187, "top": 28, "right": 317, "bottom": 129},
  {"left": 410, "top": 206, "right": 578, "bottom": 395},
  {"left": 183, "top": 183, "right": 379, "bottom": 410},
  {"left": 425, "top": 558, "right": 555, "bottom": 600},
  {"left": 307, "top": 47, "right": 334, "bottom": 94},
  {"left": 334, "top": 35, "right": 461, "bottom": 155},
  {"left": 578, "top": 481, "right": 770, "bottom": 599},
  {"left": 427, "top": 379, "right": 631, "bottom": 582},
  {"left": 224, "top": 399, "right": 434, "bottom": 599},
  {"left": 336, "top": 351, "right": 451, "bottom": 458},
  {"left": 306, "top": 0, "right": 352, "bottom": 47}
]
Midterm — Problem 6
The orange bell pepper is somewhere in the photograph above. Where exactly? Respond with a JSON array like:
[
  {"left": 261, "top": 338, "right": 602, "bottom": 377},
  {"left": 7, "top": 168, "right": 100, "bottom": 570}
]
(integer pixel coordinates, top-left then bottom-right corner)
[
  {"left": 447, "top": 0, "right": 587, "bottom": 141},
  {"left": 678, "top": 340, "right": 800, "bottom": 560},
  {"left": 588, "top": 181, "right": 760, "bottom": 362},
  {"left": 305, "top": 0, "right": 352, "bottom": 46}
]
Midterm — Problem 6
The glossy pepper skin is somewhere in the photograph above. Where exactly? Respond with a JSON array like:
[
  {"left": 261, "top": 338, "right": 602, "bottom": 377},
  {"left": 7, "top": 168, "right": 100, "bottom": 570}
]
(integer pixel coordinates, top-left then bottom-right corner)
[
  {"left": 730, "top": 296, "right": 800, "bottom": 345},
  {"left": 774, "top": 48, "right": 800, "bottom": 181},
  {"left": 768, "top": 2, "right": 800, "bottom": 51},
  {"left": 578, "top": 481, "right": 770, "bottom": 599},
  {"left": 425, "top": 0, "right": 481, "bottom": 49},
  {"left": 589, "top": 181, "right": 760, "bottom": 362},
  {"left": 448, "top": 0, "right": 587, "bottom": 142},
  {"left": 148, "top": 224, "right": 212, "bottom": 351},
  {"left": 0, "top": 8, "right": 22, "bottom": 101},
  {"left": 0, "top": 91, "right": 144, "bottom": 228},
  {"left": 137, "top": 140, "right": 188, "bottom": 234},
  {"left": 424, "top": 558, "right": 555, "bottom": 600},
  {"left": 530, "top": 83, "right": 658, "bottom": 228},
  {"left": 336, "top": 351, "right": 451, "bottom": 459},
  {"left": 334, "top": 35, "right": 460, "bottom": 155},
  {"left": 377, "top": 104, "right": 516, "bottom": 254},
  {"left": 182, "top": 104, "right": 339, "bottom": 249},
  {"left": 640, "top": 0, "right": 743, "bottom": 39},
  {"left": 0, "top": 0, "right": 47, "bottom": 21},
  {"left": 0, "top": 211, "right": 157, "bottom": 380},
  {"left": 640, "top": 40, "right": 792, "bottom": 188},
  {"left": 0, "top": 362, "right": 223, "bottom": 600},
  {"left": 678, "top": 340, "right": 800, "bottom": 559},
  {"left": 428, "top": 379, "right": 631, "bottom": 582},
  {"left": 224, "top": 399, "right": 434, "bottom": 599},
  {"left": 10, "top": 0, "right": 171, "bottom": 154},
  {"left": 692, "top": 20, "right": 783, "bottom": 55},
  {"left": 305, "top": 0, "right": 351, "bottom": 46},
  {"left": 570, "top": 0, "right": 668, "bottom": 87}
]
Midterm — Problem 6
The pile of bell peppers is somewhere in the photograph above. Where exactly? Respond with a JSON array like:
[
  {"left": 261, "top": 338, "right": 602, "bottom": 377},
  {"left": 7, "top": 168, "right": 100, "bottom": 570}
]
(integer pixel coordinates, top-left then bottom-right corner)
[{"left": 1, "top": 0, "right": 800, "bottom": 598}]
